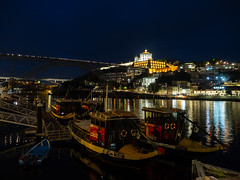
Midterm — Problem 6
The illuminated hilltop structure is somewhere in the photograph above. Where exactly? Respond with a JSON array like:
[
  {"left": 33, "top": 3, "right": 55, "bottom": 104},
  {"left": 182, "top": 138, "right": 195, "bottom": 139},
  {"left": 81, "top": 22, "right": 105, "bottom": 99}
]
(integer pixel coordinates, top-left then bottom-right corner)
[{"left": 134, "top": 50, "right": 178, "bottom": 74}]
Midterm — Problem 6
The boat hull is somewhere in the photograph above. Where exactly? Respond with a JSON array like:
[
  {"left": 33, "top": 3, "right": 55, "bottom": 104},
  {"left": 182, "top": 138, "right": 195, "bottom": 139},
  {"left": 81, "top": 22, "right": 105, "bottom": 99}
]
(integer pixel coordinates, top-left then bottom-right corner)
[
  {"left": 19, "top": 139, "right": 51, "bottom": 166},
  {"left": 154, "top": 138, "right": 223, "bottom": 159},
  {"left": 71, "top": 132, "right": 159, "bottom": 169}
]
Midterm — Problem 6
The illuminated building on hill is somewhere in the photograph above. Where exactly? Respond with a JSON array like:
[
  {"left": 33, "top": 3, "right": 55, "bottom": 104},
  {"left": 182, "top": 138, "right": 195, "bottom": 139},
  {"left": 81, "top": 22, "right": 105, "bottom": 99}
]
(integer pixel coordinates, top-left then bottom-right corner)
[
  {"left": 134, "top": 49, "right": 153, "bottom": 62},
  {"left": 133, "top": 50, "right": 178, "bottom": 74}
]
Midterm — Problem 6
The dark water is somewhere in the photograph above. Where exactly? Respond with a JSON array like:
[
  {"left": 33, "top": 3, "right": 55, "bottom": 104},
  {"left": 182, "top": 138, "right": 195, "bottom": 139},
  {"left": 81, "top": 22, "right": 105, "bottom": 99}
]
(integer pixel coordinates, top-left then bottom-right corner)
[
  {"left": 108, "top": 98, "right": 240, "bottom": 172},
  {"left": 1, "top": 98, "right": 240, "bottom": 179}
]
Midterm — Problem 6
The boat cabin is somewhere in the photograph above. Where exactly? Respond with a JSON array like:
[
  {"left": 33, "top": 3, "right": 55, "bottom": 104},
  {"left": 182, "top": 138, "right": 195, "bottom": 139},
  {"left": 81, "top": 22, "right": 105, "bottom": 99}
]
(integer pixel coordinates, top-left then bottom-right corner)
[
  {"left": 53, "top": 99, "right": 102, "bottom": 116},
  {"left": 89, "top": 111, "right": 140, "bottom": 150},
  {"left": 54, "top": 99, "right": 82, "bottom": 115},
  {"left": 142, "top": 107, "right": 186, "bottom": 144}
]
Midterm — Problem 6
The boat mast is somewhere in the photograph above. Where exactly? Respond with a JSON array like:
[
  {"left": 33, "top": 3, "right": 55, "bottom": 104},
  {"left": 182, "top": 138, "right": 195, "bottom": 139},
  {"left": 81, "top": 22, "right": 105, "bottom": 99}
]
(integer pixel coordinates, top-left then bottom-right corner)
[{"left": 105, "top": 83, "right": 108, "bottom": 112}]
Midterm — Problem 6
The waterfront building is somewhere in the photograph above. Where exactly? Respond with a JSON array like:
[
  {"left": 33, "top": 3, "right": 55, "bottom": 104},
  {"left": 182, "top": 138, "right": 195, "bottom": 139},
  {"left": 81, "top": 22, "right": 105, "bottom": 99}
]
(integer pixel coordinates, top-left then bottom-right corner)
[
  {"left": 179, "top": 63, "right": 196, "bottom": 72},
  {"left": 142, "top": 76, "right": 158, "bottom": 88},
  {"left": 204, "top": 60, "right": 237, "bottom": 72},
  {"left": 134, "top": 50, "right": 178, "bottom": 74}
]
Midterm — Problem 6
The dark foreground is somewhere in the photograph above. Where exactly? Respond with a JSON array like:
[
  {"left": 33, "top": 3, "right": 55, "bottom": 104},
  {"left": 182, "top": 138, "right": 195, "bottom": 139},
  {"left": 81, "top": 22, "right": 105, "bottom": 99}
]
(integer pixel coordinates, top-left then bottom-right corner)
[{"left": 0, "top": 141, "right": 192, "bottom": 180}]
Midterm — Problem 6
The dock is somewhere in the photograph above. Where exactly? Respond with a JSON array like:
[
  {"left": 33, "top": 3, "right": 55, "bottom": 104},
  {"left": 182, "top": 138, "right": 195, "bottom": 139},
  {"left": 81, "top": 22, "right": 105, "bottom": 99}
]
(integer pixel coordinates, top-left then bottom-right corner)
[
  {"left": 192, "top": 160, "right": 240, "bottom": 180},
  {"left": 42, "top": 112, "right": 72, "bottom": 142},
  {"left": 0, "top": 97, "right": 71, "bottom": 142}
]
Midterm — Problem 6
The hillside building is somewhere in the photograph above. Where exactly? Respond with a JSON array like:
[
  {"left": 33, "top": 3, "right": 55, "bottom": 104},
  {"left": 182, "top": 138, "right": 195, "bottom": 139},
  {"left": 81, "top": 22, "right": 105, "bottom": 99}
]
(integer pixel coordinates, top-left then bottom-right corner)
[{"left": 133, "top": 50, "right": 178, "bottom": 74}]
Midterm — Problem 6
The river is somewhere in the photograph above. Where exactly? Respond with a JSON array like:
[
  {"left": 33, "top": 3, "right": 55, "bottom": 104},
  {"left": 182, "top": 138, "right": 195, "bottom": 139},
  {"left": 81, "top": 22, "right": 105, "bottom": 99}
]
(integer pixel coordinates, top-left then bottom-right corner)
[
  {"left": 0, "top": 97, "right": 240, "bottom": 179},
  {"left": 107, "top": 98, "right": 240, "bottom": 172}
]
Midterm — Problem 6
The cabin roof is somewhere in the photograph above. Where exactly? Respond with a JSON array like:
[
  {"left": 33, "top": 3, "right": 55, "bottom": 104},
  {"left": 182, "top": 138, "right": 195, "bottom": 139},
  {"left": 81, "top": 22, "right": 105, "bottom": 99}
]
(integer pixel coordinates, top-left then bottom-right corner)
[
  {"left": 56, "top": 99, "right": 82, "bottom": 103},
  {"left": 75, "top": 120, "right": 91, "bottom": 132},
  {"left": 56, "top": 99, "right": 99, "bottom": 105},
  {"left": 90, "top": 111, "right": 137, "bottom": 121},
  {"left": 142, "top": 107, "right": 186, "bottom": 114}
]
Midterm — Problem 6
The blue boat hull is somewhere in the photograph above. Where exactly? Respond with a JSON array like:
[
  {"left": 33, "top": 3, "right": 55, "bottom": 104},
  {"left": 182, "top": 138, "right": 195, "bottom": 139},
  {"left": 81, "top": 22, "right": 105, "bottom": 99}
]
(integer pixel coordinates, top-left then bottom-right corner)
[{"left": 19, "top": 139, "right": 51, "bottom": 166}]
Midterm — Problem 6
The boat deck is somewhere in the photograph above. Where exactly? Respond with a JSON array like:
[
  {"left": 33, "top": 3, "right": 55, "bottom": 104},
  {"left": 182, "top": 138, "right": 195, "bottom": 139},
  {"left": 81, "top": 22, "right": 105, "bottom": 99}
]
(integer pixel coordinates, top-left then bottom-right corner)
[{"left": 74, "top": 120, "right": 91, "bottom": 132}]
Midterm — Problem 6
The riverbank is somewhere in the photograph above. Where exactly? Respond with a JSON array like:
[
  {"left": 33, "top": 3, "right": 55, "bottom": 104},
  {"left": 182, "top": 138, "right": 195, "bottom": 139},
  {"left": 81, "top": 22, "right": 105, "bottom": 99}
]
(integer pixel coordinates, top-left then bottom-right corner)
[
  {"left": 53, "top": 88, "right": 240, "bottom": 102},
  {"left": 112, "top": 91, "right": 240, "bottom": 102}
]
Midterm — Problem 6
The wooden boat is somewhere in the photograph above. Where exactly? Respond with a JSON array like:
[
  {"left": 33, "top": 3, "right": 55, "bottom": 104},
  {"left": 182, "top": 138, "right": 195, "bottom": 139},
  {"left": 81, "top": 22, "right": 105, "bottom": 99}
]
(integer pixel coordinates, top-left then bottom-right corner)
[
  {"left": 51, "top": 99, "right": 102, "bottom": 123},
  {"left": 192, "top": 160, "right": 240, "bottom": 179},
  {"left": 70, "top": 111, "right": 162, "bottom": 167},
  {"left": 19, "top": 139, "right": 51, "bottom": 166},
  {"left": 142, "top": 107, "right": 223, "bottom": 159}
]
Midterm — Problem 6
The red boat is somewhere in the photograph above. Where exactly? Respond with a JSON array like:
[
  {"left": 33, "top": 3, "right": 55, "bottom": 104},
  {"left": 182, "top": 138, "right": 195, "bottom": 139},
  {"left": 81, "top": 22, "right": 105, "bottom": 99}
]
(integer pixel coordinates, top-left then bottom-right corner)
[
  {"left": 142, "top": 107, "right": 223, "bottom": 159},
  {"left": 70, "top": 110, "right": 162, "bottom": 168}
]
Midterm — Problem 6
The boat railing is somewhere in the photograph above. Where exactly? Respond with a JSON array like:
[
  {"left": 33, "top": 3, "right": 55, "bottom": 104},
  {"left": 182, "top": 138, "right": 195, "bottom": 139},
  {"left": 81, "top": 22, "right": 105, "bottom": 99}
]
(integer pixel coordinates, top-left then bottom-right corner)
[
  {"left": 46, "top": 129, "right": 72, "bottom": 142},
  {"left": 51, "top": 105, "right": 57, "bottom": 110}
]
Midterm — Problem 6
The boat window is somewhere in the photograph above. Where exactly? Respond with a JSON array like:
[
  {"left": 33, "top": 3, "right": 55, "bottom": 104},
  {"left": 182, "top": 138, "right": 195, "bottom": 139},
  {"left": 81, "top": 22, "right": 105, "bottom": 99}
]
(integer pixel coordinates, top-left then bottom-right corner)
[
  {"left": 108, "top": 121, "right": 118, "bottom": 129},
  {"left": 91, "top": 118, "right": 95, "bottom": 125},
  {"left": 96, "top": 119, "right": 100, "bottom": 127},
  {"left": 129, "top": 119, "right": 137, "bottom": 129},
  {"left": 173, "top": 112, "right": 178, "bottom": 120},
  {"left": 145, "top": 112, "right": 152, "bottom": 124},
  {"left": 162, "top": 113, "right": 172, "bottom": 121},
  {"left": 145, "top": 111, "right": 152, "bottom": 119},
  {"left": 178, "top": 113, "right": 185, "bottom": 121},
  {"left": 147, "top": 118, "right": 152, "bottom": 124},
  {"left": 118, "top": 120, "right": 128, "bottom": 129},
  {"left": 100, "top": 121, "right": 105, "bottom": 128},
  {"left": 153, "top": 117, "right": 158, "bottom": 125}
]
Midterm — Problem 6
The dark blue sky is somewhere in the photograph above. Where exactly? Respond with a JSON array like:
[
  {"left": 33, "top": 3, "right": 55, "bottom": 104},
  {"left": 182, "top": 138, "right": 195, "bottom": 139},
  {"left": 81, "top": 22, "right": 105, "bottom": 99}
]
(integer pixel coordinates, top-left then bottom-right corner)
[{"left": 0, "top": 0, "right": 240, "bottom": 77}]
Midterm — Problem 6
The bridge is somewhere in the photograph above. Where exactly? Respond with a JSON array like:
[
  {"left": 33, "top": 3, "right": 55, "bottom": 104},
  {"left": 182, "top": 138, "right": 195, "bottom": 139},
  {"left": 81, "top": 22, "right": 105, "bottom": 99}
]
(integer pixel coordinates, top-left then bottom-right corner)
[
  {"left": 0, "top": 53, "right": 116, "bottom": 66},
  {"left": 0, "top": 76, "right": 72, "bottom": 85},
  {"left": 0, "top": 53, "right": 118, "bottom": 79}
]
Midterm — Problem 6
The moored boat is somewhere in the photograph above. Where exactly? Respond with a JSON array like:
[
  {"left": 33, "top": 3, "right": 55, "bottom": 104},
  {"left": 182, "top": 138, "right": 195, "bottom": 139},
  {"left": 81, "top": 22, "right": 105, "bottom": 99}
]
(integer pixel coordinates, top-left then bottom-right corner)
[
  {"left": 142, "top": 107, "right": 224, "bottom": 159},
  {"left": 19, "top": 139, "right": 51, "bottom": 166},
  {"left": 70, "top": 110, "right": 162, "bottom": 167},
  {"left": 51, "top": 99, "right": 102, "bottom": 124}
]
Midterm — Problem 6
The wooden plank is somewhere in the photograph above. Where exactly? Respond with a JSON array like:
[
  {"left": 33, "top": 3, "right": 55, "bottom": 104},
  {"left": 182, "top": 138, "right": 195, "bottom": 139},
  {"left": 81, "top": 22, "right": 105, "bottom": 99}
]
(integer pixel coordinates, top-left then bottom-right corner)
[{"left": 193, "top": 160, "right": 206, "bottom": 178}]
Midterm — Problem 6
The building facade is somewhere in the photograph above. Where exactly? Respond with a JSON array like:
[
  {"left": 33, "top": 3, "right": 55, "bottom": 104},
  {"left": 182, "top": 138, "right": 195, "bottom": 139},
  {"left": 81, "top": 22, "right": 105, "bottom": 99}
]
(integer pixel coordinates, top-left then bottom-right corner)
[{"left": 134, "top": 50, "right": 178, "bottom": 74}]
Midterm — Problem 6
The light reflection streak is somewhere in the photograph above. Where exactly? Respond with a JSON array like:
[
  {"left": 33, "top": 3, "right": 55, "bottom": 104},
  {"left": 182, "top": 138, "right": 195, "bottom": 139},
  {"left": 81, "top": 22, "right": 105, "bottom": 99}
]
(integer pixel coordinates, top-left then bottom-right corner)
[
  {"left": 47, "top": 94, "right": 52, "bottom": 110},
  {"left": 181, "top": 100, "right": 186, "bottom": 110},
  {"left": 172, "top": 99, "right": 177, "bottom": 108},
  {"left": 4, "top": 135, "right": 7, "bottom": 146},
  {"left": 45, "top": 96, "right": 235, "bottom": 146},
  {"left": 213, "top": 102, "right": 225, "bottom": 142},
  {"left": 205, "top": 102, "right": 211, "bottom": 145},
  {"left": 126, "top": 99, "right": 130, "bottom": 111}
]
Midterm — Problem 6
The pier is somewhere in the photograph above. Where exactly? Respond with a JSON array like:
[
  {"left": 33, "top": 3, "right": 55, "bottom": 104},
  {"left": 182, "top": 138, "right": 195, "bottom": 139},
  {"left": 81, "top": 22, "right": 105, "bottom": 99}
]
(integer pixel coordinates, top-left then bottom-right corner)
[
  {"left": 0, "top": 111, "right": 37, "bottom": 128},
  {"left": 0, "top": 97, "right": 71, "bottom": 142},
  {"left": 42, "top": 112, "right": 72, "bottom": 142}
]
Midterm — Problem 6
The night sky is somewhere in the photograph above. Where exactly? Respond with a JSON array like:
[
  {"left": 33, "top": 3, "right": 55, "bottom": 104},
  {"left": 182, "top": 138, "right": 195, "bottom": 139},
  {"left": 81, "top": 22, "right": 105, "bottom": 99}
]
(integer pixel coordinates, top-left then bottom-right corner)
[{"left": 0, "top": 0, "right": 240, "bottom": 78}]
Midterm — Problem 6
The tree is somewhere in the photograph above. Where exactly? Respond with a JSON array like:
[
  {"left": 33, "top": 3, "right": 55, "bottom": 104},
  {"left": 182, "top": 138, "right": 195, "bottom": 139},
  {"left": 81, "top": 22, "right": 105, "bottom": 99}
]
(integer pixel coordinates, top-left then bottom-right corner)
[
  {"left": 226, "top": 89, "right": 232, "bottom": 96},
  {"left": 156, "top": 71, "right": 191, "bottom": 86},
  {"left": 148, "top": 82, "right": 161, "bottom": 93}
]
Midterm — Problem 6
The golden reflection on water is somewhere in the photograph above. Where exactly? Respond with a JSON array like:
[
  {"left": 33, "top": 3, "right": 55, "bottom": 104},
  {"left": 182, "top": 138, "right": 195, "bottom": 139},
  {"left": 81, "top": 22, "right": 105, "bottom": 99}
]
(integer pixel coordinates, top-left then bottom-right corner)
[
  {"left": 45, "top": 96, "right": 237, "bottom": 146},
  {"left": 109, "top": 98, "right": 235, "bottom": 145}
]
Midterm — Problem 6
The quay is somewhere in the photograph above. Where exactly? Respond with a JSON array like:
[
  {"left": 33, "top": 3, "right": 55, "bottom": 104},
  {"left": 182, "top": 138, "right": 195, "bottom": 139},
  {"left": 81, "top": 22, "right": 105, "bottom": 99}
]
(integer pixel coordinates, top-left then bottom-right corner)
[
  {"left": 1, "top": 94, "right": 240, "bottom": 179},
  {"left": 53, "top": 89, "right": 240, "bottom": 102},
  {"left": 0, "top": 97, "right": 71, "bottom": 142},
  {"left": 42, "top": 112, "right": 72, "bottom": 142}
]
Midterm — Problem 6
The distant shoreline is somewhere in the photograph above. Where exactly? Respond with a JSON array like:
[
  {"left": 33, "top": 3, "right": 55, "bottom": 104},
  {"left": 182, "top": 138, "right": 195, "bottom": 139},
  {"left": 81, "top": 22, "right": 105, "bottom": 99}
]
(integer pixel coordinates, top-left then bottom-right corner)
[
  {"left": 111, "top": 91, "right": 240, "bottom": 102},
  {"left": 53, "top": 89, "right": 240, "bottom": 102}
]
